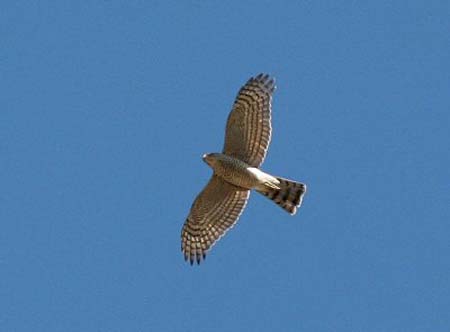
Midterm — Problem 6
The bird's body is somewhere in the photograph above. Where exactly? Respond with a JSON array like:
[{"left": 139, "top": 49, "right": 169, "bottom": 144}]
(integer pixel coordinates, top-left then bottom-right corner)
[
  {"left": 203, "top": 153, "right": 278, "bottom": 191},
  {"left": 181, "top": 74, "right": 307, "bottom": 264}
]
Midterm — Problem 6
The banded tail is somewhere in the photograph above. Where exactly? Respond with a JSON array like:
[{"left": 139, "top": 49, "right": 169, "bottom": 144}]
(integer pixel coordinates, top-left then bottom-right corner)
[{"left": 257, "top": 177, "right": 306, "bottom": 215}]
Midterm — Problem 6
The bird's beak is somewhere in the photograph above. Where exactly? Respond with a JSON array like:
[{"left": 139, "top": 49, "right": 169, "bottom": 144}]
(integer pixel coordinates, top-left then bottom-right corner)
[{"left": 202, "top": 153, "right": 212, "bottom": 166}]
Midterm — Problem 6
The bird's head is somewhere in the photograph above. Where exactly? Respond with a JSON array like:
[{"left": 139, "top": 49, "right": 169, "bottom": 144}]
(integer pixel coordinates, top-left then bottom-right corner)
[{"left": 202, "top": 153, "right": 219, "bottom": 167}]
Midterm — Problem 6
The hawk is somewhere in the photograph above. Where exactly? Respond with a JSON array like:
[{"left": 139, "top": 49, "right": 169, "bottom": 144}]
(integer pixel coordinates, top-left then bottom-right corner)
[{"left": 181, "top": 74, "right": 307, "bottom": 264}]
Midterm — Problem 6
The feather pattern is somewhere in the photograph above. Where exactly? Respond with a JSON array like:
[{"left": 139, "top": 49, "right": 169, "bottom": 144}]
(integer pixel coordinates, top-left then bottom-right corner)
[
  {"left": 181, "top": 175, "right": 250, "bottom": 264},
  {"left": 223, "top": 74, "right": 275, "bottom": 168}
]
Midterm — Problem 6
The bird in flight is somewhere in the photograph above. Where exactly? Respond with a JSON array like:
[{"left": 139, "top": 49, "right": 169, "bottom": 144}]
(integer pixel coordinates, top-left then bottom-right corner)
[{"left": 181, "top": 74, "right": 307, "bottom": 264}]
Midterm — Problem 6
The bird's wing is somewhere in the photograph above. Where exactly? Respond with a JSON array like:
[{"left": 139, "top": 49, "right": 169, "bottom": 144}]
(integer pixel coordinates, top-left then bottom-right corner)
[
  {"left": 181, "top": 175, "right": 250, "bottom": 264},
  {"left": 223, "top": 73, "right": 275, "bottom": 167}
]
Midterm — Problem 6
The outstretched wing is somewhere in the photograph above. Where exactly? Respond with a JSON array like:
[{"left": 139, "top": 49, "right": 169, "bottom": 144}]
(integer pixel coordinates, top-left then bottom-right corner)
[
  {"left": 223, "top": 73, "right": 275, "bottom": 167},
  {"left": 181, "top": 175, "right": 250, "bottom": 264}
]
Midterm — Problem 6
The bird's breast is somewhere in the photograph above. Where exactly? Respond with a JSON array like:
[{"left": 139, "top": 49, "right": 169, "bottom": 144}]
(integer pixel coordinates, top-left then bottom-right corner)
[{"left": 211, "top": 155, "right": 260, "bottom": 189}]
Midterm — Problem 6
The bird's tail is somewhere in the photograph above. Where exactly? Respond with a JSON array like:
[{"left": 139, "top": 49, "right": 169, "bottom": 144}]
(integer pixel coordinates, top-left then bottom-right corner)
[{"left": 257, "top": 177, "right": 306, "bottom": 215}]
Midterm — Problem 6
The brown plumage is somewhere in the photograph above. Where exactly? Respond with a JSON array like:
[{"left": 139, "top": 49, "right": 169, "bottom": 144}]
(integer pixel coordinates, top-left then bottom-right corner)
[
  {"left": 181, "top": 74, "right": 307, "bottom": 265},
  {"left": 257, "top": 177, "right": 307, "bottom": 215}
]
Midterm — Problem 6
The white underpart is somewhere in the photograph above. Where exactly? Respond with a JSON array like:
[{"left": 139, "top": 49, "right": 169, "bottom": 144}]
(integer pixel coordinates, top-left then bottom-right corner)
[{"left": 247, "top": 167, "right": 280, "bottom": 188}]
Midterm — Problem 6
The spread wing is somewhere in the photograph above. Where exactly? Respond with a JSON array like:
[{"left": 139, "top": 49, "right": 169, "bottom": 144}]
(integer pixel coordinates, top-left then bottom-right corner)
[
  {"left": 181, "top": 175, "right": 250, "bottom": 264},
  {"left": 223, "top": 73, "right": 275, "bottom": 167}
]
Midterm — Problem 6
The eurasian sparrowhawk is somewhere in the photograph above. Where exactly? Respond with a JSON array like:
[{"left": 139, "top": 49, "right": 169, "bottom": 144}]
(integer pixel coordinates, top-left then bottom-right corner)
[{"left": 181, "top": 74, "right": 307, "bottom": 264}]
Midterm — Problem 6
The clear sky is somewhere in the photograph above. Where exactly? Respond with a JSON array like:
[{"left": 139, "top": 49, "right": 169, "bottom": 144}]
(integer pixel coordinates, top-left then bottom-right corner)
[{"left": 2, "top": 2, "right": 449, "bottom": 331}]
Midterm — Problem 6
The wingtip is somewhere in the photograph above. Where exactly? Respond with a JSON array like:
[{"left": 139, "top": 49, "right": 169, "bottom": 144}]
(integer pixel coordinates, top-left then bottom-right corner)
[
  {"left": 255, "top": 73, "right": 265, "bottom": 80},
  {"left": 252, "top": 73, "right": 276, "bottom": 92},
  {"left": 183, "top": 251, "right": 206, "bottom": 266},
  {"left": 254, "top": 72, "right": 271, "bottom": 80}
]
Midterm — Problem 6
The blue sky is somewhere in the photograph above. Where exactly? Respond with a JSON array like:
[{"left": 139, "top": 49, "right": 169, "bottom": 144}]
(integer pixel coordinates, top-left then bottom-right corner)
[{"left": 2, "top": 1, "right": 449, "bottom": 331}]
